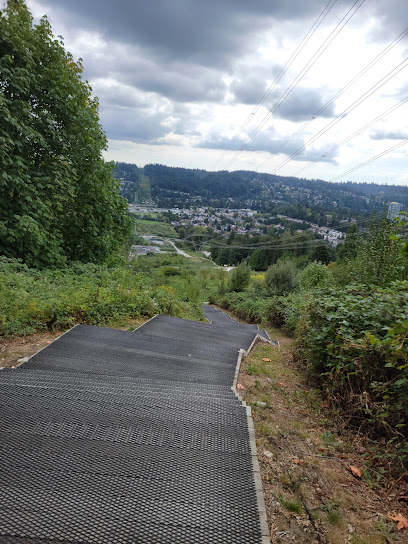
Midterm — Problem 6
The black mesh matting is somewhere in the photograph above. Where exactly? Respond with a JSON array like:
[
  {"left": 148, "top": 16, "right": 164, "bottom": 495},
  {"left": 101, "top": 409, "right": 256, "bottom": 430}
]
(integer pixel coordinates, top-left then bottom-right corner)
[
  {"left": 203, "top": 305, "right": 270, "bottom": 340},
  {"left": 137, "top": 314, "right": 258, "bottom": 350},
  {"left": 0, "top": 320, "right": 263, "bottom": 543},
  {"left": 23, "top": 325, "right": 240, "bottom": 385}
]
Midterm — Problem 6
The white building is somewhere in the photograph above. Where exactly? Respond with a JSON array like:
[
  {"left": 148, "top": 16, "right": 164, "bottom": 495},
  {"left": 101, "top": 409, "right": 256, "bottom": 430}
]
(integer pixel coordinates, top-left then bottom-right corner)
[{"left": 388, "top": 202, "right": 402, "bottom": 220}]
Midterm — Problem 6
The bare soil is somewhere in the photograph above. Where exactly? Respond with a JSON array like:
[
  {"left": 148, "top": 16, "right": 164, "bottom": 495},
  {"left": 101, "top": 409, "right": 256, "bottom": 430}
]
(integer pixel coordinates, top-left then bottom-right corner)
[
  {"left": 239, "top": 329, "right": 408, "bottom": 544},
  {"left": 0, "top": 331, "right": 62, "bottom": 368}
]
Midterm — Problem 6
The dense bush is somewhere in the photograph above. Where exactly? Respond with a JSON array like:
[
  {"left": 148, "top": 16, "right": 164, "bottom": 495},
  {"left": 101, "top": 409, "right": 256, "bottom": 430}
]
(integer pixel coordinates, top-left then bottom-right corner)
[
  {"left": 0, "top": 257, "right": 202, "bottom": 336},
  {"left": 300, "top": 262, "right": 330, "bottom": 290},
  {"left": 299, "top": 282, "right": 408, "bottom": 467},
  {"left": 229, "top": 262, "right": 251, "bottom": 292},
  {"left": 265, "top": 259, "right": 300, "bottom": 296}
]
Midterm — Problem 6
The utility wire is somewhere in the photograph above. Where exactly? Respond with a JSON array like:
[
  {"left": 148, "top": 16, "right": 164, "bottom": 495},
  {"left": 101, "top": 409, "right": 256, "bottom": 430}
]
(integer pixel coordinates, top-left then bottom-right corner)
[
  {"left": 211, "top": 0, "right": 339, "bottom": 171},
  {"left": 255, "top": 24, "right": 408, "bottom": 173},
  {"left": 291, "top": 94, "right": 408, "bottom": 177},
  {"left": 268, "top": 57, "right": 408, "bottom": 174},
  {"left": 223, "top": 0, "right": 366, "bottom": 171},
  {"left": 329, "top": 138, "right": 408, "bottom": 182}
]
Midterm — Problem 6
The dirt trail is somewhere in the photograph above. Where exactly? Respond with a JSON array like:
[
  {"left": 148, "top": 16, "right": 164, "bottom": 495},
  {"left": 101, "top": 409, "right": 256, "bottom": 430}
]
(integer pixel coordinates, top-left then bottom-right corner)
[{"left": 239, "top": 330, "right": 407, "bottom": 544}]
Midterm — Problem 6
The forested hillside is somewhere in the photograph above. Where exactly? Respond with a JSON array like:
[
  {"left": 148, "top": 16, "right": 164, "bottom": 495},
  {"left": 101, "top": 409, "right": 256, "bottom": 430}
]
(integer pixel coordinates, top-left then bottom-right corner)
[{"left": 115, "top": 162, "right": 408, "bottom": 225}]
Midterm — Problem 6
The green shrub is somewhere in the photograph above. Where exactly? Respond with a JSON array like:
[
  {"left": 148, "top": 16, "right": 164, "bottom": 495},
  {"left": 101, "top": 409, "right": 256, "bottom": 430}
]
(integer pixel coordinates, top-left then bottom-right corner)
[
  {"left": 0, "top": 257, "right": 202, "bottom": 336},
  {"left": 301, "top": 262, "right": 330, "bottom": 290},
  {"left": 162, "top": 266, "right": 181, "bottom": 276},
  {"left": 299, "top": 282, "right": 408, "bottom": 468},
  {"left": 267, "top": 292, "right": 305, "bottom": 335},
  {"left": 229, "top": 262, "right": 251, "bottom": 292},
  {"left": 265, "top": 259, "right": 300, "bottom": 296}
]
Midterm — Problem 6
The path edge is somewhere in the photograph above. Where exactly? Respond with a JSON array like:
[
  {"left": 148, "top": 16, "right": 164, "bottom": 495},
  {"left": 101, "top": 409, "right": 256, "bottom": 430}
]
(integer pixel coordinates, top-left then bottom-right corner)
[{"left": 232, "top": 343, "right": 270, "bottom": 544}]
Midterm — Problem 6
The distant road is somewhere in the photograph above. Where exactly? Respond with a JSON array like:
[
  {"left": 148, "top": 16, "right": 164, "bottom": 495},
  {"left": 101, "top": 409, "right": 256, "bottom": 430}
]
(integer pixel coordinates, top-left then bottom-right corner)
[
  {"left": 168, "top": 240, "right": 191, "bottom": 258},
  {"left": 168, "top": 240, "right": 235, "bottom": 271}
]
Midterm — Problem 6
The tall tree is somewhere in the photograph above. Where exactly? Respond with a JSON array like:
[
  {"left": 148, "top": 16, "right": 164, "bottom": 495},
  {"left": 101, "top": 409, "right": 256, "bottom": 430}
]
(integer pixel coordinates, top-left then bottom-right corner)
[
  {"left": 0, "top": 1, "right": 131, "bottom": 267},
  {"left": 336, "top": 223, "right": 361, "bottom": 262}
]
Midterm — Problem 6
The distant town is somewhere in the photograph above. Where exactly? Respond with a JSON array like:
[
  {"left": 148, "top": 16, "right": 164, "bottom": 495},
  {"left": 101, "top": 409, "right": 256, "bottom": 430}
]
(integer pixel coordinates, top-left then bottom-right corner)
[{"left": 128, "top": 203, "right": 346, "bottom": 247}]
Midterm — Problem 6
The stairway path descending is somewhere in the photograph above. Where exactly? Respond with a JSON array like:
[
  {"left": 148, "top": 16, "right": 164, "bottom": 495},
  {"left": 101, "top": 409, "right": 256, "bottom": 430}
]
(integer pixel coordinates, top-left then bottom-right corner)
[
  {"left": 0, "top": 312, "right": 269, "bottom": 544},
  {"left": 202, "top": 304, "right": 270, "bottom": 341}
]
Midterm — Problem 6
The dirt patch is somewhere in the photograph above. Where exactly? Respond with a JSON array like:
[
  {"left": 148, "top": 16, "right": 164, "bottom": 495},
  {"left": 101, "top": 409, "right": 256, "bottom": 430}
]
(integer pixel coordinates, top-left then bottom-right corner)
[
  {"left": 238, "top": 329, "right": 408, "bottom": 544},
  {"left": 0, "top": 331, "right": 63, "bottom": 367}
]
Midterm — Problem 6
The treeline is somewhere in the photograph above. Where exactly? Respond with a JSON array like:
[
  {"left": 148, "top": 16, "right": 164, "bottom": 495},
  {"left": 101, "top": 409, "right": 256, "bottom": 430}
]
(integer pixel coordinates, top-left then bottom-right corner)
[
  {"left": 208, "top": 230, "right": 333, "bottom": 269},
  {"left": 0, "top": 2, "right": 131, "bottom": 268},
  {"left": 116, "top": 162, "right": 408, "bottom": 224}
]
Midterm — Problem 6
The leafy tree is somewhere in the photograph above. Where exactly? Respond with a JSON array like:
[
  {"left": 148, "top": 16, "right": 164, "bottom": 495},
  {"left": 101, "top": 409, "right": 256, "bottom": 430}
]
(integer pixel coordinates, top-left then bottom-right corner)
[
  {"left": 310, "top": 243, "right": 333, "bottom": 265},
  {"left": 300, "top": 262, "right": 329, "bottom": 290},
  {"left": 229, "top": 262, "right": 251, "bottom": 292},
  {"left": 0, "top": 1, "right": 131, "bottom": 267},
  {"left": 265, "top": 259, "right": 300, "bottom": 296},
  {"left": 336, "top": 223, "right": 361, "bottom": 262},
  {"left": 356, "top": 216, "right": 406, "bottom": 287},
  {"left": 248, "top": 248, "right": 269, "bottom": 271}
]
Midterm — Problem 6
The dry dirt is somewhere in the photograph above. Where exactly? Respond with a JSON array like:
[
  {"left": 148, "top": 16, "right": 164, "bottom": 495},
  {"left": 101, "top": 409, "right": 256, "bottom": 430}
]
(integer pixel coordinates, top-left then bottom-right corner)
[
  {"left": 239, "top": 330, "right": 408, "bottom": 544},
  {"left": 0, "top": 330, "right": 62, "bottom": 368}
]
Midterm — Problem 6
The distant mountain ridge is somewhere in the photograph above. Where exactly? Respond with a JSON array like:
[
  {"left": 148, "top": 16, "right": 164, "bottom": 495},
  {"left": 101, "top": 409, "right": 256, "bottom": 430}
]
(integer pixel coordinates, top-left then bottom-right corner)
[{"left": 114, "top": 162, "right": 408, "bottom": 222}]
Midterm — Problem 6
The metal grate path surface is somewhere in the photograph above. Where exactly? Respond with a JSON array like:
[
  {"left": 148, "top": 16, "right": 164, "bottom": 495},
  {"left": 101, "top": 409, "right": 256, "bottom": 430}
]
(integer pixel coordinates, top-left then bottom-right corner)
[
  {"left": 0, "top": 318, "right": 265, "bottom": 544},
  {"left": 203, "top": 304, "right": 270, "bottom": 341}
]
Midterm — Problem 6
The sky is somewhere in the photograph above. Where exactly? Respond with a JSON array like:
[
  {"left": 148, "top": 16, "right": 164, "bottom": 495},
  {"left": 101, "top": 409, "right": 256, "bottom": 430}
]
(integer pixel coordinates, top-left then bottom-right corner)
[{"left": 24, "top": 0, "right": 408, "bottom": 185}]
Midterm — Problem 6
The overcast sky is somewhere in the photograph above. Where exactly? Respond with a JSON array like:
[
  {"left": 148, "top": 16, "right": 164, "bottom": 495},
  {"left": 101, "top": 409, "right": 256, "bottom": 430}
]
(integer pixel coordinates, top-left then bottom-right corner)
[{"left": 26, "top": 0, "right": 408, "bottom": 184}]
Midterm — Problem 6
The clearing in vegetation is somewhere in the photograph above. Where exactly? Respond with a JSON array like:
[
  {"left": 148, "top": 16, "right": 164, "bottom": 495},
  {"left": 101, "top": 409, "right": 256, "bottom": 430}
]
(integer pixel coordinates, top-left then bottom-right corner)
[{"left": 133, "top": 218, "right": 178, "bottom": 238}]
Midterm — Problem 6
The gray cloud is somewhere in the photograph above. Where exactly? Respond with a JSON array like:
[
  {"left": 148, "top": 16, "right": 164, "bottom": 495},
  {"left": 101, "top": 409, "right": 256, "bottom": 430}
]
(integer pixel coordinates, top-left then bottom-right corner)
[
  {"left": 228, "top": 84, "right": 336, "bottom": 121},
  {"left": 91, "top": 83, "right": 151, "bottom": 109},
  {"left": 34, "top": 0, "right": 332, "bottom": 67},
  {"left": 266, "top": 87, "right": 336, "bottom": 121},
  {"left": 198, "top": 132, "right": 338, "bottom": 163},
  {"left": 229, "top": 62, "right": 283, "bottom": 105},
  {"left": 81, "top": 44, "right": 228, "bottom": 104},
  {"left": 370, "top": 129, "right": 408, "bottom": 140},
  {"left": 99, "top": 105, "right": 179, "bottom": 143},
  {"left": 369, "top": 0, "right": 408, "bottom": 38}
]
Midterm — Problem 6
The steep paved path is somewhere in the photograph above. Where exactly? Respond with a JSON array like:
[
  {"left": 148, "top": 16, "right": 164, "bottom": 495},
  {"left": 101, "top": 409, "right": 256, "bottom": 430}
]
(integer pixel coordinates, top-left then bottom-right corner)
[{"left": 0, "top": 315, "right": 268, "bottom": 544}]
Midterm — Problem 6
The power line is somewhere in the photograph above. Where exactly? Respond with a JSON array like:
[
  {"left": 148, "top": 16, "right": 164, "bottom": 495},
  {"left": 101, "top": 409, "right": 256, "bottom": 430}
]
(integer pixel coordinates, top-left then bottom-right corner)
[
  {"left": 255, "top": 25, "right": 408, "bottom": 173},
  {"left": 329, "top": 138, "right": 408, "bottom": 182},
  {"left": 211, "top": 0, "right": 339, "bottom": 170},
  {"left": 291, "top": 94, "right": 408, "bottom": 177},
  {"left": 222, "top": 0, "right": 366, "bottom": 171},
  {"left": 268, "top": 57, "right": 408, "bottom": 175}
]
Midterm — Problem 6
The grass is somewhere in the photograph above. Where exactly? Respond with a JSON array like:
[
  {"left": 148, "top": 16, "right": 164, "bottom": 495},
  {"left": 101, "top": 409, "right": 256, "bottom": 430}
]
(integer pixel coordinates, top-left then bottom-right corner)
[
  {"left": 278, "top": 495, "right": 302, "bottom": 514},
  {"left": 134, "top": 218, "right": 178, "bottom": 238},
  {"left": 255, "top": 421, "right": 276, "bottom": 438}
]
